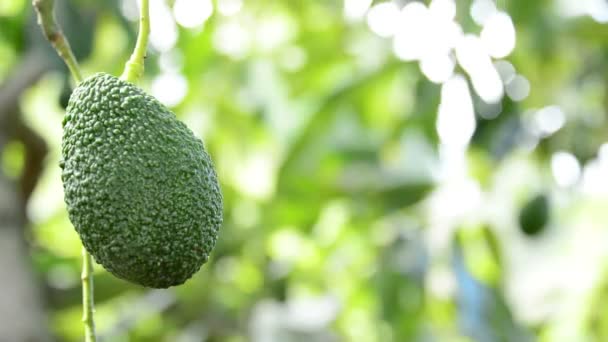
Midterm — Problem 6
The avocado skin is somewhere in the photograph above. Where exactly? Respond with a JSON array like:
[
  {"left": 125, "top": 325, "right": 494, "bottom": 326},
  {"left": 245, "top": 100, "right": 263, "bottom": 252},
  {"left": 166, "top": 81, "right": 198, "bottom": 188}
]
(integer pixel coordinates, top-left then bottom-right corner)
[
  {"left": 61, "top": 73, "right": 222, "bottom": 288},
  {"left": 518, "top": 194, "right": 549, "bottom": 236}
]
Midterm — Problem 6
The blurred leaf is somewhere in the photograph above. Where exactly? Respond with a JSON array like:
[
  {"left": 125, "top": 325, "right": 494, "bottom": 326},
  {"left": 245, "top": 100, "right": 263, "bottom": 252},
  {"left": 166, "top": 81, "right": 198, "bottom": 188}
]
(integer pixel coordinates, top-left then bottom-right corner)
[
  {"left": 1, "top": 140, "right": 25, "bottom": 179},
  {"left": 277, "top": 61, "right": 402, "bottom": 183}
]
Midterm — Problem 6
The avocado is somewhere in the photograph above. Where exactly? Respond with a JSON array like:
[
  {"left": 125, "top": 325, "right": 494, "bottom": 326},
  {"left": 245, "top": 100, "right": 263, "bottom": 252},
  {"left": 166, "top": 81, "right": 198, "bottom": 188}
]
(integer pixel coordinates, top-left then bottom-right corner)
[
  {"left": 518, "top": 193, "right": 549, "bottom": 236},
  {"left": 61, "top": 73, "right": 222, "bottom": 288}
]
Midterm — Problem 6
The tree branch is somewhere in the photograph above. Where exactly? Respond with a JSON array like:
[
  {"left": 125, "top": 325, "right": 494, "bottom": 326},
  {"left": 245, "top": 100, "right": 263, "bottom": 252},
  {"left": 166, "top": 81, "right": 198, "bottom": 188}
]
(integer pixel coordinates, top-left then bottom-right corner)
[{"left": 32, "top": 0, "right": 83, "bottom": 83}]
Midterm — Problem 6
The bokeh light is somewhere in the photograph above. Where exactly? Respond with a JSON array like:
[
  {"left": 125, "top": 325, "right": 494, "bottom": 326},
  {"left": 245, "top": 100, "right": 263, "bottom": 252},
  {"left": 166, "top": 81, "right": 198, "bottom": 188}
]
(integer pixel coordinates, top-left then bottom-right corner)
[{"left": 173, "top": 0, "right": 213, "bottom": 29}]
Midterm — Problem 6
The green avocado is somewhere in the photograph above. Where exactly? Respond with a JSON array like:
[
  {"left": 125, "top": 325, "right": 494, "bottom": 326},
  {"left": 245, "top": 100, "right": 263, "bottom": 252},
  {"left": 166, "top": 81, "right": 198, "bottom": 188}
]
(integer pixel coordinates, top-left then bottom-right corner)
[
  {"left": 518, "top": 193, "right": 549, "bottom": 237},
  {"left": 61, "top": 73, "right": 223, "bottom": 288}
]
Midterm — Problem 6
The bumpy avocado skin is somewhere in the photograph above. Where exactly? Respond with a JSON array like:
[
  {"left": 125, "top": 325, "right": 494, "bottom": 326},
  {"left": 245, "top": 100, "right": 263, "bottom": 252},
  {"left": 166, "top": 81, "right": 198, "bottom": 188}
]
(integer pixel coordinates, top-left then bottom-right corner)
[{"left": 61, "top": 73, "right": 222, "bottom": 288}]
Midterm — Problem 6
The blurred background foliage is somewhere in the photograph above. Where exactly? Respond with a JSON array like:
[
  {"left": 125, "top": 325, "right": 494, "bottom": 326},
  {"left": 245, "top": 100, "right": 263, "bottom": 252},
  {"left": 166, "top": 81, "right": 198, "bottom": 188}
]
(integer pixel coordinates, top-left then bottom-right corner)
[{"left": 2, "top": 0, "right": 608, "bottom": 341}]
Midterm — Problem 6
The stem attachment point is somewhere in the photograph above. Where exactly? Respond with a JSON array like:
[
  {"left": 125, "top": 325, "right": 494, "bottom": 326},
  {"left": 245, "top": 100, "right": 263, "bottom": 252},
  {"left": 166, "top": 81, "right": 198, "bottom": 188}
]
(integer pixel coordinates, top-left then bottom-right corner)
[{"left": 121, "top": 0, "right": 150, "bottom": 83}]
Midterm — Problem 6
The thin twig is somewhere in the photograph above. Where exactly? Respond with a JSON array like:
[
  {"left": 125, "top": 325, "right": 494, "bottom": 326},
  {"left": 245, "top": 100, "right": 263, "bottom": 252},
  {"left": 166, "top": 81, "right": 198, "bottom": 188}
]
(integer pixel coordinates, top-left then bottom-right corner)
[
  {"left": 120, "top": 0, "right": 150, "bottom": 83},
  {"left": 81, "top": 247, "right": 96, "bottom": 342},
  {"left": 32, "top": 0, "right": 83, "bottom": 83}
]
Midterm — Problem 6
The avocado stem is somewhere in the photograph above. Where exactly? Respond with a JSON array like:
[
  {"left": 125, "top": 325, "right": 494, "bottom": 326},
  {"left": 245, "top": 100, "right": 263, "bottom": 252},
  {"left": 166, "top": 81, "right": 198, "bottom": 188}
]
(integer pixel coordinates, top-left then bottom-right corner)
[
  {"left": 121, "top": 0, "right": 150, "bottom": 83},
  {"left": 81, "top": 246, "right": 96, "bottom": 342},
  {"left": 33, "top": 1, "right": 96, "bottom": 341},
  {"left": 32, "top": 0, "right": 83, "bottom": 83}
]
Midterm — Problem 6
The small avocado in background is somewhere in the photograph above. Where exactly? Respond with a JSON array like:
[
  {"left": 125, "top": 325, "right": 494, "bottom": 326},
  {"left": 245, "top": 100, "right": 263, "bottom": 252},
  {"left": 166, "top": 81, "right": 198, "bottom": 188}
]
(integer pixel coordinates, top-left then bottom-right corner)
[
  {"left": 518, "top": 193, "right": 549, "bottom": 236},
  {"left": 61, "top": 73, "right": 223, "bottom": 288}
]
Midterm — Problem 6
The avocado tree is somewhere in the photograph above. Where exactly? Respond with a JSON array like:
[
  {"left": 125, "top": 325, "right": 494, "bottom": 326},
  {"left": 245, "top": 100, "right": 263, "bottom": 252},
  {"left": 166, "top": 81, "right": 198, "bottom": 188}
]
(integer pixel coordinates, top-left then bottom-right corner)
[{"left": 3, "top": 0, "right": 608, "bottom": 341}]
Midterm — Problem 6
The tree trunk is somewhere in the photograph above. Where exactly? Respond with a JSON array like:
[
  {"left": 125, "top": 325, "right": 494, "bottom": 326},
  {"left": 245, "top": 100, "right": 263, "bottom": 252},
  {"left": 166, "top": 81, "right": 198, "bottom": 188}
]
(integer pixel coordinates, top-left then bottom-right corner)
[
  {"left": 0, "top": 50, "right": 53, "bottom": 342},
  {"left": 0, "top": 190, "right": 52, "bottom": 341}
]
